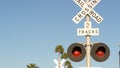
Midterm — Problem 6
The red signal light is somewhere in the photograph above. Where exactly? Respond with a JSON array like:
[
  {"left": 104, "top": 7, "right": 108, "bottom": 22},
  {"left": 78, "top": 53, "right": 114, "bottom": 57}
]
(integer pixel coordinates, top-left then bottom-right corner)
[
  {"left": 95, "top": 47, "right": 105, "bottom": 58},
  {"left": 67, "top": 43, "right": 86, "bottom": 62},
  {"left": 91, "top": 43, "right": 110, "bottom": 62},
  {"left": 96, "top": 50, "right": 105, "bottom": 58},
  {"left": 72, "top": 50, "right": 81, "bottom": 57}
]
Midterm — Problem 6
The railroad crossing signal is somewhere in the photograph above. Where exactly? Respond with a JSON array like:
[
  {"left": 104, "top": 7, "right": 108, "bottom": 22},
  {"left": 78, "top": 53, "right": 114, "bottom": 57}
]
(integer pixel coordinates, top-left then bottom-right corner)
[
  {"left": 53, "top": 59, "right": 66, "bottom": 68},
  {"left": 67, "top": 0, "right": 110, "bottom": 67},
  {"left": 67, "top": 42, "right": 110, "bottom": 62},
  {"left": 72, "top": 0, "right": 103, "bottom": 24}
]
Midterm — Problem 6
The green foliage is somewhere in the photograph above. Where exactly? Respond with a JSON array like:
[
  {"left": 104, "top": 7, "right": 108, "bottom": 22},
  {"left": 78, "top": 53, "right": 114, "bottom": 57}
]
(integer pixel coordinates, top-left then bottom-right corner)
[
  {"left": 61, "top": 52, "right": 68, "bottom": 59},
  {"left": 64, "top": 60, "right": 73, "bottom": 68},
  {"left": 55, "top": 44, "right": 73, "bottom": 68},
  {"left": 55, "top": 44, "right": 64, "bottom": 54},
  {"left": 27, "top": 63, "right": 39, "bottom": 68},
  {"left": 68, "top": 64, "right": 73, "bottom": 68},
  {"left": 64, "top": 60, "right": 70, "bottom": 66}
]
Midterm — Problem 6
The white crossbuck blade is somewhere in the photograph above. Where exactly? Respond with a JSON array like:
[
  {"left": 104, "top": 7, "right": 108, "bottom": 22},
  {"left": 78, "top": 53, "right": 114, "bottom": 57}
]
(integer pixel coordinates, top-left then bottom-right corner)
[
  {"left": 53, "top": 59, "right": 66, "bottom": 68},
  {"left": 72, "top": 0, "right": 103, "bottom": 24}
]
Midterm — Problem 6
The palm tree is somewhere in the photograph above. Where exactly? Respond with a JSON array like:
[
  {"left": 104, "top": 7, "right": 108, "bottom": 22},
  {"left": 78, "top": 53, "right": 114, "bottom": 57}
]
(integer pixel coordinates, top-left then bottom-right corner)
[
  {"left": 55, "top": 44, "right": 64, "bottom": 68},
  {"left": 61, "top": 52, "right": 68, "bottom": 59},
  {"left": 55, "top": 45, "right": 64, "bottom": 54},
  {"left": 64, "top": 60, "right": 70, "bottom": 67},
  {"left": 61, "top": 52, "right": 73, "bottom": 68},
  {"left": 61, "top": 52, "right": 68, "bottom": 68},
  {"left": 64, "top": 60, "right": 73, "bottom": 68},
  {"left": 55, "top": 45, "right": 73, "bottom": 68},
  {"left": 68, "top": 64, "right": 73, "bottom": 68},
  {"left": 27, "top": 63, "right": 39, "bottom": 68}
]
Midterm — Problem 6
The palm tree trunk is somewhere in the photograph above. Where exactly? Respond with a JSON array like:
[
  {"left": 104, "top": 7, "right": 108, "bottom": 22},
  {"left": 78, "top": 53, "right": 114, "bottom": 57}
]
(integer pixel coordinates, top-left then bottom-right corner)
[{"left": 58, "top": 53, "right": 61, "bottom": 68}]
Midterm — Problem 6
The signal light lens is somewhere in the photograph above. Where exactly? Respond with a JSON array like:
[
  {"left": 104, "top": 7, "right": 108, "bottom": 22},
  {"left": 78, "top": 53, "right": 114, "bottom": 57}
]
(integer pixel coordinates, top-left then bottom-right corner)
[
  {"left": 95, "top": 47, "right": 105, "bottom": 58},
  {"left": 96, "top": 50, "right": 105, "bottom": 58},
  {"left": 67, "top": 43, "right": 86, "bottom": 62},
  {"left": 72, "top": 50, "right": 81, "bottom": 57},
  {"left": 91, "top": 43, "right": 110, "bottom": 62},
  {"left": 72, "top": 46, "right": 81, "bottom": 57}
]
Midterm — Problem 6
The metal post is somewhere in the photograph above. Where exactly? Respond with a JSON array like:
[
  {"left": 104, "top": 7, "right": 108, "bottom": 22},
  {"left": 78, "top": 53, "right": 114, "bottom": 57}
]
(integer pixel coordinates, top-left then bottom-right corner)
[
  {"left": 119, "top": 51, "right": 120, "bottom": 68},
  {"left": 86, "top": 0, "right": 91, "bottom": 67},
  {"left": 86, "top": 35, "right": 91, "bottom": 67},
  {"left": 118, "top": 44, "right": 120, "bottom": 68}
]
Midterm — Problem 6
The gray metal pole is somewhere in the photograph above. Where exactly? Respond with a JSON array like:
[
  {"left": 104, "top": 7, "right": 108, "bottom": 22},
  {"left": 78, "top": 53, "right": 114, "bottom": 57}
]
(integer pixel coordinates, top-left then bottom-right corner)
[
  {"left": 119, "top": 51, "right": 120, "bottom": 68},
  {"left": 86, "top": 0, "right": 91, "bottom": 67},
  {"left": 118, "top": 44, "right": 120, "bottom": 68}
]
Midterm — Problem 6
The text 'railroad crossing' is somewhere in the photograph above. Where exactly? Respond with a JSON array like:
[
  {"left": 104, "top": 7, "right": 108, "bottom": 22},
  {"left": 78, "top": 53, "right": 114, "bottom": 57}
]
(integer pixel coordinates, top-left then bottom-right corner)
[{"left": 72, "top": 0, "right": 103, "bottom": 24}]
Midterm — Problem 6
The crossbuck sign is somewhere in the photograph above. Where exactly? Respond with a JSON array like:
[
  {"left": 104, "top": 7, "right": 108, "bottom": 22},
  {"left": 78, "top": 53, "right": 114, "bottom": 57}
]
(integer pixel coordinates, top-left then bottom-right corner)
[
  {"left": 53, "top": 59, "right": 66, "bottom": 68},
  {"left": 72, "top": 0, "right": 103, "bottom": 24}
]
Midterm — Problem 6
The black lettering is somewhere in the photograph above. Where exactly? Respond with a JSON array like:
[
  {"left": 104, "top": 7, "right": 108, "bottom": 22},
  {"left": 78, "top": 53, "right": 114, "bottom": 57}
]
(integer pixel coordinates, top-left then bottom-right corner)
[
  {"left": 89, "top": 11, "right": 94, "bottom": 15},
  {"left": 86, "top": 30, "right": 88, "bottom": 34},
  {"left": 90, "top": 0, "right": 97, "bottom": 6},
  {"left": 80, "top": 2, "right": 85, "bottom": 8},
  {"left": 81, "top": 11, "right": 86, "bottom": 15},
  {"left": 87, "top": 4, "right": 92, "bottom": 9},
  {"left": 89, "top": 10, "right": 102, "bottom": 22},
  {"left": 76, "top": 0, "right": 81, "bottom": 3},
  {"left": 86, "top": 23, "right": 89, "bottom": 28},
  {"left": 92, "top": 30, "right": 94, "bottom": 34},
  {"left": 78, "top": 30, "right": 81, "bottom": 33},
  {"left": 97, "top": 18, "right": 102, "bottom": 22},
  {"left": 90, "top": 2, "right": 94, "bottom": 6},
  {"left": 96, "top": 30, "right": 98, "bottom": 33},
  {"left": 89, "top": 11, "right": 96, "bottom": 17},
  {"left": 92, "top": 12, "right": 96, "bottom": 17},
  {"left": 82, "top": 30, "right": 84, "bottom": 34},
  {"left": 78, "top": 14, "right": 83, "bottom": 19},
  {"left": 92, "top": 0, "right": 97, "bottom": 4},
  {"left": 95, "top": 16, "right": 98, "bottom": 20},
  {"left": 85, "top": 8, "right": 89, "bottom": 12},
  {"left": 89, "top": 30, "right": 91, "bottom": 34},
  {"left": 75, "top": 17, "right": 80, "bottom": 21},
  {"left": 89, "top": 11, "right": 101, "bottom": 23}
]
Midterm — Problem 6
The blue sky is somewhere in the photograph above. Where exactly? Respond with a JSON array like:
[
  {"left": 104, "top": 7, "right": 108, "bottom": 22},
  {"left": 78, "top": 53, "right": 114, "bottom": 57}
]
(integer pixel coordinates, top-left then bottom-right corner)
[{"left": 0, "top": 0, "right": 119, "bottom": 68}]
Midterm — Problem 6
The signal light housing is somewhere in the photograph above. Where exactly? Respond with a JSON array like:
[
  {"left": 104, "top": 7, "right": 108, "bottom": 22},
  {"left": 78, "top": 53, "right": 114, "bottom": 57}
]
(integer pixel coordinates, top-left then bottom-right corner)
[
  {"left": 91, "top": 43, "right": 110, "bottom": 62},
  {"left": 67, "top": 43, "right": 86, "bottom": 62}
]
